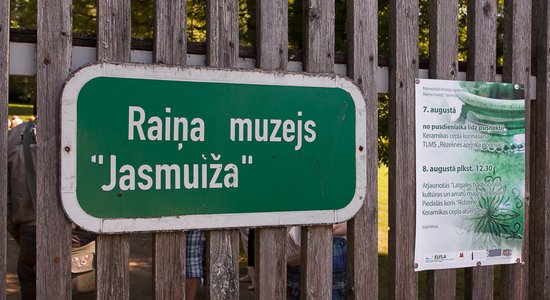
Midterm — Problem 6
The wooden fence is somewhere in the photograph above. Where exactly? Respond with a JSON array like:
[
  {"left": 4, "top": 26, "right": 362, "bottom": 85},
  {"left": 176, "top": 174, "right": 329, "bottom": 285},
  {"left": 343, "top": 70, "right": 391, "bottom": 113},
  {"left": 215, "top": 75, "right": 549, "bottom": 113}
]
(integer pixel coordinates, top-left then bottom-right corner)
[{"left": 0, "top": 0, "right": 547, "bottom": 299}]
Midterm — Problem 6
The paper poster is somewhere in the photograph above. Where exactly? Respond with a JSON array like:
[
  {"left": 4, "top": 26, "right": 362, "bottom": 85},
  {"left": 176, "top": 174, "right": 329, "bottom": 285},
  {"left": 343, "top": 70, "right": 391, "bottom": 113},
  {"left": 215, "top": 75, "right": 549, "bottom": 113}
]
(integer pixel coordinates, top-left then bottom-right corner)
[{"left": 414, "top": 78, "right": 525, "bottom": 271}]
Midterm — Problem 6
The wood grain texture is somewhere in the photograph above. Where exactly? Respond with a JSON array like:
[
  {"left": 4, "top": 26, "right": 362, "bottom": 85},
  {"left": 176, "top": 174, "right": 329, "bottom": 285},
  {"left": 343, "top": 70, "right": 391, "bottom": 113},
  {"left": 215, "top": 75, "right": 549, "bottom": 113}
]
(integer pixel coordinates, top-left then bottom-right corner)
[
  {"left": 205, "top": 2, "right": 240, "bottom": 299},
  {"left": 255, "top": 1, "right": 288, "bottom": 299},
  {"left": 154, "top": 0, "right": 187, "bottom": 66},
  {"left": 36, "top": 0, "right": 74, "bottom": 299},
  {"left": 96, "top": 1, "right": 132, "bottom": 299},
  {"left": 256, "top": 229, "right": 287, "bottom": 300},
  {"left": 464, "top": 1, "right": 497, "bottom": 299},
  {"left": 346, "top": 0, "right": 378, "bottom": 299},
  {"left": 301, "top": 226, "right": 332, "bottom": 300},
  {"left": 389, "top": 0, "right": 419, "bottom": 299},
  {"left": 501, "top": 1, "right": 531, "bottom": 299},
  {"left": 530, "top": 0, "right": 550, "bottom": 298},
  {"left": 96, "top": 235, "right": 130, "bottom": 300},
  {"left": 206, "top": 0, "right": 239, "bottom": 68},
  {"left": 303, "top": 0, "right": 335, "bottom": 73},
  {"left": 429, "top": 0, "right": 459, "bottom": 80},
  {"left": 206, "top": 230, "right": 240, "bottom": 300},
  {"left": 0, "top": 1, "right": 8, "bottom": 299},
  {"left": 302, "top": 1, "right": 334, "bottom": 299},
  {"left": 153, "top": 232, "right": 186, "bottom": 299},
  {"left": 426, "top": 1, "right": 458, "bottom": 299},
  {"left": 97, "top": 0, "right": 131, "bottom": 62},
  {"left": 466, "top": 0, "right": 497, "bottom": 82},
  {"left": 152, "top": 2, "right": 188, "bottom": 298},
  {"left": 256, "top": 0, "right": 288, "bottom": 71}
]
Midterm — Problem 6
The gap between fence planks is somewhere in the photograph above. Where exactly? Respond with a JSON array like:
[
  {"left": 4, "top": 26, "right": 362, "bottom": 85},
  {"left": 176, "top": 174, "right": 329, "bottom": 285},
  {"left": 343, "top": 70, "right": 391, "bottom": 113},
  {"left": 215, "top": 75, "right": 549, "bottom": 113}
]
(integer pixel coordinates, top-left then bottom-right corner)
[{"left": 95, "top": 1, "right": 132, "bottom": 299}]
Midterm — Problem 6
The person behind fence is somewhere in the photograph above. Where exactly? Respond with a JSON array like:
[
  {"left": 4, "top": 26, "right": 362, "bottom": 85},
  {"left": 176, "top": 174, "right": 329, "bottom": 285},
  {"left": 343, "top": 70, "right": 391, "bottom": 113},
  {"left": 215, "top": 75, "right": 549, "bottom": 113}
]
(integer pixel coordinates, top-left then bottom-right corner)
[
  {"left": 7, "top": 110, "right": 95, "bottom": 299},
  {"left": 286, "top": 223, "right": 347, "bottom": 300},
  {"left": 185, "top": 229, "right": 205, "bottom": 300}
]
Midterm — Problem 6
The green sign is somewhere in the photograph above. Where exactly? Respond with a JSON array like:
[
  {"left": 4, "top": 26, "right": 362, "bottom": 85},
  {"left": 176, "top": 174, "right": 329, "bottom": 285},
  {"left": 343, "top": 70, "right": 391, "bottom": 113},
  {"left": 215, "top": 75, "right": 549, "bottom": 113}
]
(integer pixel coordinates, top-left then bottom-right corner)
[{"left": 61, "top": 63, "right": 366, "bottom": 233}]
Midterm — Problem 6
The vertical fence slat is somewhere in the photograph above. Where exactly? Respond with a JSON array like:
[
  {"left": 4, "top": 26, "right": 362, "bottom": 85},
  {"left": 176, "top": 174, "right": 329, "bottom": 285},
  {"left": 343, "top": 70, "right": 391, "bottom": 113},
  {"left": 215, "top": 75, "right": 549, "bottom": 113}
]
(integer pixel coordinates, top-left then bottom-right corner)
[
  {"left": 464, "top": 1, "right": 497, "bottom": 298},
  {"left": 154, "top": 0, "right": 187, "bottom": 66},
  {"left": 302, "top": 0, "right": 334, "bottom": 299},
  {"left": 96, "top": 1, "right": 132, "bottom": 299},
  {"left": 207, "top": 0, "right": 239, "bottom": 69},
  {"left": 256, "top": 229, "right": 287, "bottom": 300},
  {"left": 426, "top": 1, "right": 458, "bottom": 299},
  {"left": 153, "top": 233, "right": 186, "bottom": 299},
  {"left": 530, "top": 0, "right": 550, "bottom": 298},
  {"left": 0, "top": 1, "right": 8, "bottom": 299},
  {"left": 257, "top": 0, "right": 288, "bottom": 71},
  {"left": 346, "top": 0, "right": 378, "bottom": 299},
  {"left": 152, "top": 1, "right": 187, "bottom": 299},
  {"left": 36, "top": 1, "right": 73, "bottom": 299},
  {"left": 256, "top": 1, "right": 288, "bottom": 299},
  {"left": 389, "top": 0, "right": 419, "bottom": 299},
  {"left": 206, "top": 231, "right": 240, "bottom": 300},
  {"left": 501, "top": 0, "right": 531, "bottom": 299},
  {"left": 303, "top": 0, "right": 335, "bottom": 74},
  {"left": 206, "top": 1, "right": 240, "bottom": 299}
]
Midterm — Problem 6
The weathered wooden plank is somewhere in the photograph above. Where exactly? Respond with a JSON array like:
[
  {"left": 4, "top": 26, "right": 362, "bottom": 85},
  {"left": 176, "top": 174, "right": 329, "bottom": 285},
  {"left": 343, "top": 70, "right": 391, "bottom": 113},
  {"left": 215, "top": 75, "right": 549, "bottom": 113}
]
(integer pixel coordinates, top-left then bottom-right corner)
[
  {"left": 206, "top": 230, "right": 240, "bottom": 300},
  {"left": 154, "top": 0, "right": 187, "bottom": 66},
  {"left": 303, "top": 0, "right": 335, "bottom": 73},
  {"left": 96, "top": 235, "right": 130, "bottom": 299},
  {"left": 426, "top": 1, "right": 458, "bottom": 299},
  {"left": 152, "top": 1, "right": 188, "bottom": 299},
  {"left": 530, "top": 0, "right": 550, "bottom": 298},
  {"left": 256, "top": 1, "right": 288, "bottom": 299},
  {"left": 96, "top": 1, "right": 131, "bottom": 299},
  {"left": 257, "top": 0, "right": 288, "bottom": 71},
  {"left": 97, "top": 0, "right": 131, "bottom": 62},
  {"left": 205, "top": 1, "right": 240, "bottom": 299},
  {"left": 429, "top": 0, "right": 459, "bottom": 81},
  {"left": 0, "top": 1, "right": 8, "bottom": 299},
  {"left": 346, "top": 0, "right": 378, "bottom": 299},
  {"left": 501, "top": 1, "right": 531, "bottom": 299},
  {"left": 36, "top": 1, "right": 73, "bottom": 299},
  {"left": 206, "top": 0, "right": 239, "bottom": 68},
  {"left": 153, "top": 232, "right": 186, "bottom": 299},
  {"left": 466, "top": 0, "right": 497, "bottom": 82},
  {"left": 302, "top": 0, "right": 334, "bottom": 299},
  {"left": 301, "top": 226, "right": 333, "bottom": 299},
  {"left": 389, "top": 0, "right": 419, "bottom": 299},
  {"left": 256, "top": 229, "right": 287, "bottom": 300},
  {"left": 464, "top": 1, "right": 497, "bottom": 299}
]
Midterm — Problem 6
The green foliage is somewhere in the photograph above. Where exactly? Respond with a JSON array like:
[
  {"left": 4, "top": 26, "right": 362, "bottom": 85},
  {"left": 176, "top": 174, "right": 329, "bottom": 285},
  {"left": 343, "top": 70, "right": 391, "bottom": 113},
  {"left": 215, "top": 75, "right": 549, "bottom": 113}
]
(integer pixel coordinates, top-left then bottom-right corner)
[
  {"left": 73, "top": 0, "right": 96, "bottom": 34},
  {"left": 378, "top": 94, "right": 389, "bottom": 166},
  {"left": 131, "top": 0, "right": 154, "bottom": 39},
  {"left": 188, "top": 0, "right": 207, "bottom": 42},
  {"left": 9, "top": 76, "right": 35, "bottom": 104},
  {"left": 10, "top": 0, "right": 36, "bottom": 29}
]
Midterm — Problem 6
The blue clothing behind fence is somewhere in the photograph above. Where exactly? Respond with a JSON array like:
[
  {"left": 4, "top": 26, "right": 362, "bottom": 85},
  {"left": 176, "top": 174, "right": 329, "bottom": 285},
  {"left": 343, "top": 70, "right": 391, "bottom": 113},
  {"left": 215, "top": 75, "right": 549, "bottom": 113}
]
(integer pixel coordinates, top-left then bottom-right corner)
[{"left": 287, "top": 237, "right": 347, "bottom": 300}]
